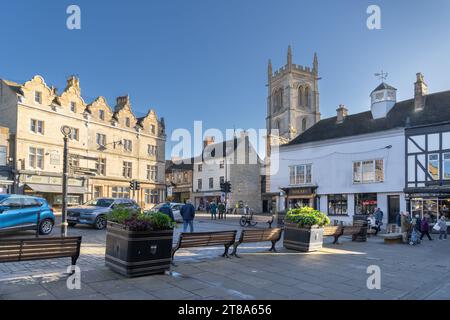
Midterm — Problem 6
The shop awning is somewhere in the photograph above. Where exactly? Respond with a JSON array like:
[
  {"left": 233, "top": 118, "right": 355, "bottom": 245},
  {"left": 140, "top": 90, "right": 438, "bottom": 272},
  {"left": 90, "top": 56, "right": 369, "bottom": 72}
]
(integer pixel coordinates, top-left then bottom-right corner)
[{"left": 25, "top": 183, "right": 89, "bottom": 194}]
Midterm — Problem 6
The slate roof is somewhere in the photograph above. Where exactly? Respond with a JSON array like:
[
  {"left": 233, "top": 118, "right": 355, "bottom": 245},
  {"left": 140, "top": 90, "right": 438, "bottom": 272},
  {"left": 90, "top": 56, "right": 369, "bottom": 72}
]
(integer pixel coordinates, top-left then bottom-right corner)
[
  {"left": 371, "top": 82, "right": 397, "bottom": 93},
  {"left": 286, "top": 90, "right": 450, "bottom": 147},
  {"left": 165, "top": 159, "right": 194, "bottom": 173}
]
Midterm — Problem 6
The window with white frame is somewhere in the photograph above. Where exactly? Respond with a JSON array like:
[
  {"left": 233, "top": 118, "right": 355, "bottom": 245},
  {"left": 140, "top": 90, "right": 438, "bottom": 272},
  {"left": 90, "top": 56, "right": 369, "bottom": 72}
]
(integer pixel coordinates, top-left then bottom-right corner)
[
  {"left": 96, "top": 133, "right": 106, "bottom": 147},
  {"left": 123, "top": 139, "right": 132, "bottom": 152},
  {"left": 353, "top": 159, "right": 384, "bottom": 183},
  {"left": 0, "top": 146, "right": 6, "bottom": 166},
  {"left": 444, "top": 153, "right": 450, "bottom": 180},
  {"left": 95, "top": 158, "right": 106, "bottom": 176},
  {"left": 70, "top": 101, "right": 77, "bottom": 113},
  {"left": 289, "top": 164, "right": 312, "bottom": 185},
  {"left": 147, "top": 165, "right": 158, "bottom": 181},
  {"left": 197, "top": 179, "right": 202, "bottom": 190},
  {"left": 123, "top": 161, "right": 132, "bottom": 178},
  {"left": 428, "top": 154, "right": 439, "bottom": 180},
  {"left": 148, "top": 145, "right": 157, "bottom": 157},
  {"left": 29, "top": 147, "right": 44, "bottom": 169},
  {"left": 112, "top": 186, "right": 129, "bottom": 199},
  {"left": 209, "top": 177, "right": 213, "bottom": 189},
  {"left": 34, "top": 91, "right": 42, "bottom": 104},
  {"left": 30, "top": 119, "right": 44, "bottom": 134}
]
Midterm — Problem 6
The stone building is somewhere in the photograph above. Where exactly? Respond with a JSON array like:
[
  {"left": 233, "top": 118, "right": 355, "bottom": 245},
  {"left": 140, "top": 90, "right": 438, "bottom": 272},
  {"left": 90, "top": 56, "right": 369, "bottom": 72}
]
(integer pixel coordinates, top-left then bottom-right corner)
[
  {"left": 0, "top": 75, "right": 166, "bottom": 209},
  {"left": 165, "top": 158, "right": 193, "bottom": 203},
  {"left": 192, "top": 134, "right": 262, "bottom": 212},
  {"left": 262, "top": 46, "right": 321, "bottom": 211},
  {"left": 0, "top": 126, "right": 13, "bottom": 193}
]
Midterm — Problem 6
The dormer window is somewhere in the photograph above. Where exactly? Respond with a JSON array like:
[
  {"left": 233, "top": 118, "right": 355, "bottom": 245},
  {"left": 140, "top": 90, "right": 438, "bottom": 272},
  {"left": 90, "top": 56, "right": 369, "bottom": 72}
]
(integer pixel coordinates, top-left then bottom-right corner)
[
  {"left": 125, "top": 117, "right": 131, "bottom": 128},
  {"left": 99, "top": 109, "right": 105, "bottom": 120},
  {"left": 150, "top": 124, "right": 156, "bottom": 134},
  {"left": 70, "top": 101, "right": 77, "bottom": 113},
  {"left": 34, "top": 91, "right": 42, "bottom": 104}
]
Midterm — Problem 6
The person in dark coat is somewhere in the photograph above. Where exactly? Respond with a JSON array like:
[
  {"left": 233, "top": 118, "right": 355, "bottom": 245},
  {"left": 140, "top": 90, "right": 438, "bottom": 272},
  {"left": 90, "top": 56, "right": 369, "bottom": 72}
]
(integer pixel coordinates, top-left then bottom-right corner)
[
  {"left": 180, "top": 200, "right": 196, "bottom": 232},
  {"left": 420, "top": 216, "right": 433, "bottom": 241},
  {"left": 158, "top": 201, "right": 174, "bottom": 222}
]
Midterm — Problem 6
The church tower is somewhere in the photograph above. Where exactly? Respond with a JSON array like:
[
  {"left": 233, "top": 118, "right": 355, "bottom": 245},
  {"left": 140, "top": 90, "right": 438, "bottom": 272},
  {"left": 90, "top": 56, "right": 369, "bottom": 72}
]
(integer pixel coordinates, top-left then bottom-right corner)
[
  {"left": 264, "top": 46, "right": 321, "bottom": 195},
  {"left": 266, "top": 46, "right": 320, "bottom": 142}
]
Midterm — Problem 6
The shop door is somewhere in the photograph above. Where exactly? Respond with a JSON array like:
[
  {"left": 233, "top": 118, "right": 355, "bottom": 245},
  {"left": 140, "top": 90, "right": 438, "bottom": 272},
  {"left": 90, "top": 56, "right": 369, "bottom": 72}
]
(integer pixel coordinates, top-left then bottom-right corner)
[{"left": 388, "top": 195, "right": 400, "bottom": 224}]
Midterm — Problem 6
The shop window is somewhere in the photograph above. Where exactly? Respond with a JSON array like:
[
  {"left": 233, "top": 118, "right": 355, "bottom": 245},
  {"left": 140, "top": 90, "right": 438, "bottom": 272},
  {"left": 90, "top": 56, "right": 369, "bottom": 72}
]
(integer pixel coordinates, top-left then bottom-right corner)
[
  {"left": 328, "top": 194, "right": 348, "bottom": 215},
  {"left": 145, "top": 189, "right": 159, "bottom": 204},
  {"left": 112, "top": 186, "right": 130, "bottom": 199},
  {"left": 354, "top": 193, "right": 377, "bottom": 215}
]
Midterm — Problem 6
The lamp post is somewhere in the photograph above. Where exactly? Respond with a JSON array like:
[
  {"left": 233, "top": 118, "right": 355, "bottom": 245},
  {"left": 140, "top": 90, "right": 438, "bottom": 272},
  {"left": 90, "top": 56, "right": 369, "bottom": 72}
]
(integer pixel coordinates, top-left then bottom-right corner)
[{"left": 61, "top": 125, "right": 72, "bottom": 237}]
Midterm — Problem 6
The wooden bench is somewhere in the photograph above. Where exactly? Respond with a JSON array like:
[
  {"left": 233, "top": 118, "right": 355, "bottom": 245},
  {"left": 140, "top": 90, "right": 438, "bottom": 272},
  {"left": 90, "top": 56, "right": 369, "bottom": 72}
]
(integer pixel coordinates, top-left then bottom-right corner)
[
  {"left": 0, "top": 237, "right": 82, "bottom": 271},
  {"left": 231, "top": 228, "right": 283, "bottom": 257},
  {"left": 342, "top": 225, "right": 367, "bottom": 242},
  {"left": 240, "top": 214, "right": 274, "bottom": 228},
  {"left": 171, "top": 230, "right": 237, "bottom": 262},
  {"left": 323, "top": 226, "right": 344, "bottom": 244}
]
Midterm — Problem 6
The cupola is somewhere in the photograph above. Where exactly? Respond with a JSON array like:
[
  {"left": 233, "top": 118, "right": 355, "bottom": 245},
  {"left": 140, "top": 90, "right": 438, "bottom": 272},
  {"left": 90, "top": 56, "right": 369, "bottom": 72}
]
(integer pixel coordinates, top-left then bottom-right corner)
[{"left": 370, "top": 82, "right": 397, "bottom": 119}]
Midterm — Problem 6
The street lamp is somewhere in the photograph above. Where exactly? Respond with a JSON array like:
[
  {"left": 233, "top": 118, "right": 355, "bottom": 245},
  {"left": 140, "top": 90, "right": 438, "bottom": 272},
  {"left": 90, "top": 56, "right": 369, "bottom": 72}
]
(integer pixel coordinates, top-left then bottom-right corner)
[{"left": 61, "top": 125, "right": 72, "bottom": 237}]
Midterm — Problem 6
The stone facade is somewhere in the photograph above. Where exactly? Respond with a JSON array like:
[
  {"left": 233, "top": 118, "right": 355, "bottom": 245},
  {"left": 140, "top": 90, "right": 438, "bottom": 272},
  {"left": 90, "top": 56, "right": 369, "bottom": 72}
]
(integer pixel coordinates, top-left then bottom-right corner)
[
  {"left": 165, "top": 159, "right": 193, "bottom": 203},
  {"left": 0, "top": 75, "right": 166, "bottom": 209},
  {"left": 0, "top": 126, "right": 13, "bottom": 193}
]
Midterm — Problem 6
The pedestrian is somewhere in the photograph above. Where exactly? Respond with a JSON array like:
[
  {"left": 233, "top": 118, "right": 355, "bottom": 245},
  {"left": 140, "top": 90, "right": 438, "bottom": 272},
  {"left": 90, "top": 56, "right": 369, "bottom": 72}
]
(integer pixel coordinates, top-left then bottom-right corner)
[
  {"left": 400, "top": 211, "right": 412, "bottom": 243},
  {"left": 218, "top": 202, "right": 226, "bottom": 220},
  {"left": 374, "top": 208, "right": 384, "bottom": 233},
  {"left": 158, "top": 200, "right": 174, "bottom": 222},
  {"left": 180, "top": 200, "right": 196, "bottom": 233},
  {"left": 414, "top": 214, "right": 421, "bottom": 232},
  {"left": 210, "top": 201, "right": 217, "bottom": 220},
  {"left": 420, "top": 216, "right": 433, "bottom": 241},
  {"left": 438, "top": 216, "right": 448, "bottom": 240}
]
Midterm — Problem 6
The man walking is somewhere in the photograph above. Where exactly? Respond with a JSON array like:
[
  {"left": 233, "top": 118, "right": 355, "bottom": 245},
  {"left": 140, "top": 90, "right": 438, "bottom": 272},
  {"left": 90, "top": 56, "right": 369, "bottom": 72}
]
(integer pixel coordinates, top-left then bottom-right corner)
[
  {"left": 180, "top": 200, "right": 196, "bottom": 233},
  {"left": 374, "top": 208, "right": 384, "bottom": 233},
  {"left": 218, "top": 202, "right": 226, "bottom": 220}
]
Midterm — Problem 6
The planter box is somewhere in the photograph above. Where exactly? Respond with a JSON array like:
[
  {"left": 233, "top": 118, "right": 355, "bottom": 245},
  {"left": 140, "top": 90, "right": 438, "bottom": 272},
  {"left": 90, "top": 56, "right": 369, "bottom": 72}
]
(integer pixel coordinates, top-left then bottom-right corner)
[
  {"left": 283, "top": 223, "right": 324, "bottom": 252},
  {"left": 105, "top": 222, "right": 174, "bottom": 277}
]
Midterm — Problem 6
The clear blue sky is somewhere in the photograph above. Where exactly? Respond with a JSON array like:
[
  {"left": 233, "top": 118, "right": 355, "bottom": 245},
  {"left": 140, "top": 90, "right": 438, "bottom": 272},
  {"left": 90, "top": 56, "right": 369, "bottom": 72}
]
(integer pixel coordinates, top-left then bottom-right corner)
[{"left": 1, "top": 0, "right": 450, "bottom": 159}]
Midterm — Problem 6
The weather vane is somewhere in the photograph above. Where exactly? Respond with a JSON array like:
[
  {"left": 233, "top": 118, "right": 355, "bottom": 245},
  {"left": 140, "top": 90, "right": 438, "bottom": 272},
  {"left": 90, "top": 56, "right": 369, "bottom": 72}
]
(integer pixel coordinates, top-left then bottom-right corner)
[{"left": 374, "top": 70, "right": 388, "bottom": 82}]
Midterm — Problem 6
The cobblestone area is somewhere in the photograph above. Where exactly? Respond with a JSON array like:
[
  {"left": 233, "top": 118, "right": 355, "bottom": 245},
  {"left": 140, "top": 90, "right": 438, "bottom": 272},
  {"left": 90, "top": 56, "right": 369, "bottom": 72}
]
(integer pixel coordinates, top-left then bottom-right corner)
[{"left": 1, "top": 214, "right": 450, "bottom": 300}]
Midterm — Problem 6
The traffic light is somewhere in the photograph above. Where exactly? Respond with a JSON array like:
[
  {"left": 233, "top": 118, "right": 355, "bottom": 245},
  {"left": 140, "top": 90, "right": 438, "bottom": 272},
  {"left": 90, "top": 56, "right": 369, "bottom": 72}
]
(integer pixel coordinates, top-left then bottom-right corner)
[
  {"left": 135, "top": 181, "right": 141, "bottom": 190},
  {"left": 130, "top": 181, "right": 135, "bottom": 190},
  {"left": 220, "top": 182, "right": 226, "bottom": 193},
  {"left": 226, "top": 182, "right": 232, "bottom": 193}
]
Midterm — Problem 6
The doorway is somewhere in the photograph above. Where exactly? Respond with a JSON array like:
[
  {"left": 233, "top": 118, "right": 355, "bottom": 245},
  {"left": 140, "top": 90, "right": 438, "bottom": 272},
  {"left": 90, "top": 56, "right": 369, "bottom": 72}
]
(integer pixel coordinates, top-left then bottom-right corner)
[{"left": 388, "top": 195, "right": 400, "bottom": 224}]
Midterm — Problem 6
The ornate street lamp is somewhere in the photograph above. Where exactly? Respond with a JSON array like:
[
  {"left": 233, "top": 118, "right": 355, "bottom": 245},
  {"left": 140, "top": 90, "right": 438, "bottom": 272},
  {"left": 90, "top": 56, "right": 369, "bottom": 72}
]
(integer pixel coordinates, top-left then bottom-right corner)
[{"left": 60, "top": 125, "right": 72, "bottom": 237}]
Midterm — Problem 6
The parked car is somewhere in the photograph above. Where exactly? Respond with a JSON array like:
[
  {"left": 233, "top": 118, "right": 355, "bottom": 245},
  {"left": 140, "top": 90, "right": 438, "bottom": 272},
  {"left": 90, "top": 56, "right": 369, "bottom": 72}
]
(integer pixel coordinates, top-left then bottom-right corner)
[
  {"left": 0, "top": 194, "right": 55, "bottom": 235},
  {"left": 149, "top": 202, "right": 184, "bottom": 222},
  {"left": 67, "top": 198, "right": 140, "bottom": 230}
]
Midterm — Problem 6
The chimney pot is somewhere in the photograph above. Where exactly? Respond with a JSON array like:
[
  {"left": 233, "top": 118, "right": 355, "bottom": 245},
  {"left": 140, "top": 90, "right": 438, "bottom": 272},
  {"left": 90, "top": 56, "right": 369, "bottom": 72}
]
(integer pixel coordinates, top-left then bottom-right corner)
[{"left": 414, "top": 72, "right": 428, "bottom": 111}]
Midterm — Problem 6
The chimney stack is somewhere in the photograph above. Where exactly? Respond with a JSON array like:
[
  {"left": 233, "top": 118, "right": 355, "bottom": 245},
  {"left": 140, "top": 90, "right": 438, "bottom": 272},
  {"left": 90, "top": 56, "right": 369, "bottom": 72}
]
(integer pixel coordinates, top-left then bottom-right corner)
[
  {"left": 414, "top": 73, "right": 428, "bottom": 112},
  {"left": 336, "top": 104, "right": 348, "bottom": 124}
]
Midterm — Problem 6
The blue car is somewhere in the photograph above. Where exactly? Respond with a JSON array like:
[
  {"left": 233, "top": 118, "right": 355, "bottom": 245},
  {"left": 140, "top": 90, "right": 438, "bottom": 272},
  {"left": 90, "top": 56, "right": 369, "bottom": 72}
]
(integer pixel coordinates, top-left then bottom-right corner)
[{"left": 0, "top": 195, "right": 55, "bottom": 235}]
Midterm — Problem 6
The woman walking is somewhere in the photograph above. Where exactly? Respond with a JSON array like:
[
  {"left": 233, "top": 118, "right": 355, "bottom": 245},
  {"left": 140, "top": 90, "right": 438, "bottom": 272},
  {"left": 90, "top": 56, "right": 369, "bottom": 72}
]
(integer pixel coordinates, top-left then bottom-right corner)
[
  {"left": 420, "top": 216, "right": 433, "bottom": 241},
  {"left": 438, "top": 216, "right": 448, "bottom": 240}
]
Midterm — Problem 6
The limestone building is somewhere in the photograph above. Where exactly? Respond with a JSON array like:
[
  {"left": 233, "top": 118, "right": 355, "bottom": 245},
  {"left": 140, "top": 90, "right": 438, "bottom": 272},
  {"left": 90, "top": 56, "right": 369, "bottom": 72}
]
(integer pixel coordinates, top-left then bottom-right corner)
[
  {"left": 0, "top": 126, "right": 13, "bottom": 193},
  {"left": 165, "top": 158, "right": 193, "bottom": 203},
  {"left": 263, "top": 46, "right": 321, "bottom": 210},
  {"left": 0, "top": 75, "right": 166, "bottom": 209}
]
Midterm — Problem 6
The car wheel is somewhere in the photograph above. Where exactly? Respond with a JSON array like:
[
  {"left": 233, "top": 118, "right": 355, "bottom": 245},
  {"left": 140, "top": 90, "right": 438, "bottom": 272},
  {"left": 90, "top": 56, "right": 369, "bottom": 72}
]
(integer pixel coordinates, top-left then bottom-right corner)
[
  {"left": 39, "top": 219, "right": 54, "bottom": 235},
  {"left": 68, "top": 222, "right": 77, "bottom": 227},
  {"left": 239, "top": 217, "right": 247, "bottom": 227},
  {"left": 94, "top": 215, "right": 107, "bottom": 230}
]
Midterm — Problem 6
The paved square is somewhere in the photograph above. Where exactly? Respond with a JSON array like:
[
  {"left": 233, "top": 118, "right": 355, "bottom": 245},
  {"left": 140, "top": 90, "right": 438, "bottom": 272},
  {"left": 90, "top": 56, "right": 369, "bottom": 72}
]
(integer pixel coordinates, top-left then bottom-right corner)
[{"left": 1, "top": 214, "right": 449, "bottom": 300}]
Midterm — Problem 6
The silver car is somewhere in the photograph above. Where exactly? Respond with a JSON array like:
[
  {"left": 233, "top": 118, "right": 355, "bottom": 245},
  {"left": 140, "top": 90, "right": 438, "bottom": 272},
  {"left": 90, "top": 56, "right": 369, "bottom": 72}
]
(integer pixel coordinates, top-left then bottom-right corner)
[
  {"left": 150, "top": 202, "right": 184, "bottom": 222},
  {"left": 67, "top": 198, "right": 140, "bottom": 230}
]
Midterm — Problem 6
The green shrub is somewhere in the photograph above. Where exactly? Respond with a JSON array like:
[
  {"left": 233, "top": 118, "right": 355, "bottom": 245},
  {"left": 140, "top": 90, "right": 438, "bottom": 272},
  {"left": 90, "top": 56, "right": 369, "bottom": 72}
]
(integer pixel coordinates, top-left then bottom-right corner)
[
  {"left": 107, "top": 208, "right": 174, "bottom": 231},
  {"left": 285, "top": 207, "right": 330, "bottom": 228}
]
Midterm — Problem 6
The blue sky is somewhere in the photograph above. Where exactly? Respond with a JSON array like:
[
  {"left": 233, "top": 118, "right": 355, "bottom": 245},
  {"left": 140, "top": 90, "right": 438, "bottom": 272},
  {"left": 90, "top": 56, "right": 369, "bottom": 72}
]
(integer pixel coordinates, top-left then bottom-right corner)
[{"left": 1, "top": 0, "right": 450, "bottom": 158}]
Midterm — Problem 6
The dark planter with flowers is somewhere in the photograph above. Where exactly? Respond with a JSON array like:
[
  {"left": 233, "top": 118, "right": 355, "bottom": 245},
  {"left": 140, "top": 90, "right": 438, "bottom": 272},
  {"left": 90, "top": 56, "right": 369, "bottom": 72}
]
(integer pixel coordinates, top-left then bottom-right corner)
[
  {"left": 105, "top": 209, "right": 174, "bottom": 277},
  {"left": 283, "top": 207, "right": 330, "bottom": 252}
]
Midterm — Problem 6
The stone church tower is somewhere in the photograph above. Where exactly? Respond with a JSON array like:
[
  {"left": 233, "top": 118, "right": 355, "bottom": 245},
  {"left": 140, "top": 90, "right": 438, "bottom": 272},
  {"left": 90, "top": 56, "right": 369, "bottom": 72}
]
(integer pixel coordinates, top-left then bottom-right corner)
[
  {"left": 266, "top": 46, "right": 320, "bottom": 142},
  {"left": 264, "top": 46, "right": 321, "bottom": 194}
]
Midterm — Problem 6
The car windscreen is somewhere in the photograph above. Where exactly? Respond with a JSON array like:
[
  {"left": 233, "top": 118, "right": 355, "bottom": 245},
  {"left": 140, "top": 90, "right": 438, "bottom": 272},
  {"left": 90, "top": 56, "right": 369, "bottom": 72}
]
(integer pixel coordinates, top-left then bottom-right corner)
[
  {"left": 0, "top": 195, "right": 8, "bottom": 203},
  {"left": 85, "top": 199, "right": 114, "bottom": 207}
]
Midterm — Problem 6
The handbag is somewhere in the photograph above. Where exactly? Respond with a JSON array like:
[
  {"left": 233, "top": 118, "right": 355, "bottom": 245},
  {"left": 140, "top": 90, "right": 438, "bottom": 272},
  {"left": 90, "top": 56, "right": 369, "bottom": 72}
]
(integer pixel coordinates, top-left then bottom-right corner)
[{"left": 433, "top": 223, "right": 441, "bottom": 231}]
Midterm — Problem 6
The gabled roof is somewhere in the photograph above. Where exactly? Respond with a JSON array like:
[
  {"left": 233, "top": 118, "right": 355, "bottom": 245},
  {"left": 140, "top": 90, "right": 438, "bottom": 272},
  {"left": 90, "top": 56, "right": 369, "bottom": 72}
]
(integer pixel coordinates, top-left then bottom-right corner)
[{"left": 286, "top": 90, "right": 450, "bottom": 147}]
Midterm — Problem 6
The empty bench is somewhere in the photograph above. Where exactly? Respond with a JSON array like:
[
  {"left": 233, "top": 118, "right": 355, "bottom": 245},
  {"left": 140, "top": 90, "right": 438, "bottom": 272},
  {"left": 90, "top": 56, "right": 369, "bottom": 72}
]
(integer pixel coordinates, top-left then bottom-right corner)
[
  {"left": 171, "top": 231, "right": 237, "bottom": 262},
  {"left": 231, "top": 228, "right": 283, "bottom": 257},
  {"left": 0, "top": 237, "right": 82, "bottom": 270},
  {"left": 323, "top": 226, "right": 344, "bottom": 244}
]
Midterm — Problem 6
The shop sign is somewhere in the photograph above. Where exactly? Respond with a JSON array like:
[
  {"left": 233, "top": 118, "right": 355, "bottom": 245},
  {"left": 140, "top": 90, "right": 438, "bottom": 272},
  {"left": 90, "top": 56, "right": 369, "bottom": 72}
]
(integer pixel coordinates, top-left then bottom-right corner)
[{"left": 288, "top": 187, "right": 315, "bottom": 196}]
